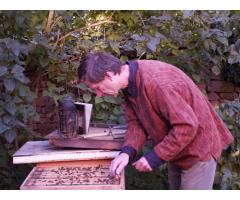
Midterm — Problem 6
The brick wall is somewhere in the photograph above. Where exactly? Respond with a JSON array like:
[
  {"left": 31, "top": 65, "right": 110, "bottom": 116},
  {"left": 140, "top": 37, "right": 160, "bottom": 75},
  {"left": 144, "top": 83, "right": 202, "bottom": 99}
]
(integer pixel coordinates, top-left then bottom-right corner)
[
  {"left": 28, "top": 72, "right": 58, "bottom": 136},
  {"left": 199, "top": 70, "right": 240, "bottom": 107}
]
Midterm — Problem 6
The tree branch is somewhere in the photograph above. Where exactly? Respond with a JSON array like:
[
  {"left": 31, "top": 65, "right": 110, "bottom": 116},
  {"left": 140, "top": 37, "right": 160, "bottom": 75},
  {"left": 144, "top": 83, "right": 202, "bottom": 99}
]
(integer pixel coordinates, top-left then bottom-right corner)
[
  {"left": 45, "top": 10, "right": 55, "bottom": 35},
  {"left": 52, "top": 20, "right": 116, "bottom": 51}
]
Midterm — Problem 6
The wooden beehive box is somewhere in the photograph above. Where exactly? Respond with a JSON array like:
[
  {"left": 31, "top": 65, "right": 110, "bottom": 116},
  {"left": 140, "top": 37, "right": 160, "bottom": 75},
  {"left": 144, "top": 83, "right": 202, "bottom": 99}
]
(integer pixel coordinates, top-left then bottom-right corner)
[
  {"left": 13, "top": 141, "right": 124, "bottom": 190},
  {"left": 20, "top": 159, "right": 124, "bottom": 190}
]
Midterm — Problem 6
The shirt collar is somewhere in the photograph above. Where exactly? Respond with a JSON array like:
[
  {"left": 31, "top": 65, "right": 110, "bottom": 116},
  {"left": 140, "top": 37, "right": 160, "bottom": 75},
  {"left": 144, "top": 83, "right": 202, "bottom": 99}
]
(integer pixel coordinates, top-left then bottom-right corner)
[{"left": 122, "top": 60, "right": 138, "bottom": 97}]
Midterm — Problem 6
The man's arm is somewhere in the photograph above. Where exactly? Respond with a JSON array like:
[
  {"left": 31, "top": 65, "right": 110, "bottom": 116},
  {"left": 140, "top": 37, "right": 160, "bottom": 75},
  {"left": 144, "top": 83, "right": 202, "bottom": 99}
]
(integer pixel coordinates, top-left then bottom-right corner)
[
  {"left": 110, "top": 97, "right": 147, "bottom": 177},
  {"left": 121, "top": 97, "right": 147, "bottom": 160}
]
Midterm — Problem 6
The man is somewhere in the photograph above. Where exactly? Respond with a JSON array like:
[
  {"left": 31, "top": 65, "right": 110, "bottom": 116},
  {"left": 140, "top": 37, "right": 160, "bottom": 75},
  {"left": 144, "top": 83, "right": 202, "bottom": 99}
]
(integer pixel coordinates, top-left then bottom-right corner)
[{"left": 78, "top": 52, "right": 233, "bottom": 190}]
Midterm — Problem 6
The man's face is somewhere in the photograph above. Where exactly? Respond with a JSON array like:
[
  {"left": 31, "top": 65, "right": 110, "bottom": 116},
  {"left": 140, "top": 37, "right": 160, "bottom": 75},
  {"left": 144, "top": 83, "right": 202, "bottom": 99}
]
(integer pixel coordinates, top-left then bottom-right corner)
[{"left": 85, "top": 72, "right": 120, "bottom": 97}]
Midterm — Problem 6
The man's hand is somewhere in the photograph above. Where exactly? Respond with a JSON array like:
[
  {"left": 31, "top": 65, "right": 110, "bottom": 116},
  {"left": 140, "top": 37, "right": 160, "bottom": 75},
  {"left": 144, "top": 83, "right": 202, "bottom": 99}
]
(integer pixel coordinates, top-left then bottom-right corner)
[
  {"left": 132, "top": 157, "right": 153, "bottom": 172},
  {"left": 110, "top": 153, "right": 129, "bottom": 179}
]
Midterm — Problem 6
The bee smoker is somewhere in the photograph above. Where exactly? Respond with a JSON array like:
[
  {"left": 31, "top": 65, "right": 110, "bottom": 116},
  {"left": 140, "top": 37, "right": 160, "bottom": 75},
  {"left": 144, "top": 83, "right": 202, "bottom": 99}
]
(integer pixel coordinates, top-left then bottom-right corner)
[{"left": 58, "top": 96, "right": 79, "bottom": 138}]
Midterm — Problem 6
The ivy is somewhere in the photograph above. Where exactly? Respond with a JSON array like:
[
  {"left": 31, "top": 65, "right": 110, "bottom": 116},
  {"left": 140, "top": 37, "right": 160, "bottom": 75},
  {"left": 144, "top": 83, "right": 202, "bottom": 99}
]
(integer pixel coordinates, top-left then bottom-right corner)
[
  {"left": 215, "top": 100, "right": 240, "bottom": 189},
  {"left": 0, "top": 37, "right": 39, "bottom": 144}
]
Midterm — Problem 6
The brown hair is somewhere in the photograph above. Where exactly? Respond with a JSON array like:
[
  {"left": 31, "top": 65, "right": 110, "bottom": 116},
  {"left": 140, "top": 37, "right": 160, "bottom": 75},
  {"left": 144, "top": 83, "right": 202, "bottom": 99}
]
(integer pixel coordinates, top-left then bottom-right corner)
[{"left": 78, "top": 52, "right": 123, "bottom": 83}]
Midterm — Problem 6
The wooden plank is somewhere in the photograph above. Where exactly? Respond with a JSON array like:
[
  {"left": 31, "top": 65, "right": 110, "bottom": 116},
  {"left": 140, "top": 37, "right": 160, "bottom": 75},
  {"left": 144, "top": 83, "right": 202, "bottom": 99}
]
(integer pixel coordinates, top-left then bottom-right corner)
[
  {"left": 47, "top": 129, "right": 124, "bottom": 140},
  {"left": 13, "top": 141, "right": 120, "bottom": 164},
  {"left": 20, "top": 159, "right": 125, "bottom": 190},
  {"left": 49, "top": 137, "right": 124, "bottom": 150},
  {"left": 47, "top": 129, "right": 124, "bottom": 150}
]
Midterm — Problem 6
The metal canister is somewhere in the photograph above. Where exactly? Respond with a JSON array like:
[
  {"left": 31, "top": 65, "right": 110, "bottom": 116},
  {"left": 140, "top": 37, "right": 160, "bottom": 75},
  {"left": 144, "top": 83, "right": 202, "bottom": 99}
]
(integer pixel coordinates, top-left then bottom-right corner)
[{"left": 58, "top": 96, "right": 78, "bottom": 138}]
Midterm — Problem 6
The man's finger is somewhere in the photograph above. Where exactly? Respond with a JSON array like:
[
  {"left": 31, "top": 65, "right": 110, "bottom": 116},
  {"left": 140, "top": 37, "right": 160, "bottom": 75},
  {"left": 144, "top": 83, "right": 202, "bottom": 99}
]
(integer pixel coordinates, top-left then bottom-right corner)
[
  {"left": 132, "top": 161, "right": 137, "bottom": 166},
  {"left": 110, "top": 160, "right": 120, "bottom": 176},
  {"left": 115, "top": 161, "right": 126, "bottom": 175}
]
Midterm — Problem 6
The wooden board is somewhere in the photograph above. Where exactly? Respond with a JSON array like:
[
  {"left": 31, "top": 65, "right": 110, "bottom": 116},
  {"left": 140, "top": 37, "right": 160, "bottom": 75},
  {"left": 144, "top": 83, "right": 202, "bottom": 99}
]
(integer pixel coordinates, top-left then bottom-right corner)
[
  {"left": 20, "top": 159, "right": 125, "bottom": 190},
  {"left": 13, "top": 141, "right": 120, "bottom": 164},
  {"left": 47, "top": 129, "right": 124, "bottom": 150}
]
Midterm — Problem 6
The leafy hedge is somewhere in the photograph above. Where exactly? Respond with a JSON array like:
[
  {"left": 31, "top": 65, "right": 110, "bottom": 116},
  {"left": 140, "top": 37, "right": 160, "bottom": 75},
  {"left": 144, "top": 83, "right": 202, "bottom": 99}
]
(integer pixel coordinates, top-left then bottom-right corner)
[{"left": 214, "top": 100, "right": 240, "bottom": 189}]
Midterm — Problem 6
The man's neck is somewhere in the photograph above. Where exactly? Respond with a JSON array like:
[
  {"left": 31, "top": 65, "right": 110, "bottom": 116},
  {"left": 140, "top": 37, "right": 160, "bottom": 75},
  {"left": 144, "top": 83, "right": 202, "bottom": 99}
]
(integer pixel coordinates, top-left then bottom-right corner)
[{"left": 119, "top": 64, "right": 130, "bottom": 90}]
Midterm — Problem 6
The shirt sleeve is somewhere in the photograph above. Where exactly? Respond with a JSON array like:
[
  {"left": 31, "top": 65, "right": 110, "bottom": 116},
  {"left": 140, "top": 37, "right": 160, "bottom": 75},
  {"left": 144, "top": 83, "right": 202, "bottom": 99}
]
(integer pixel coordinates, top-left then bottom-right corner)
[
  {"left": 120, "top": 146, "right": 137, "bottom": 163},
  {"left": 122, "top": 97, "right": 147, "bottom": 155},
  {"left": 150, "top": 83, "right": 200, "bottom": 161},
  {"left": 144, "top": 149, "right": 166, "bottom": 169}
]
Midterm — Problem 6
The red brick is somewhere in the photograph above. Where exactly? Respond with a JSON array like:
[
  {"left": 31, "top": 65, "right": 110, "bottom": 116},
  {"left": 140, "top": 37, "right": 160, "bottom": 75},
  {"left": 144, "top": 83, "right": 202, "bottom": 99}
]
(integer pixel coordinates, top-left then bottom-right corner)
[
  {"left": 207, "top": 92, "right": 220, "bottom": 101},
  {"left": 33, "top": 98, "right": 45, "bottom": 106},
  {"left": 219, "top": 93, "right": 238, "bottom": 101},
  {"left": 36, "top": 107, "right": 43, "bottom": 113},
  {"left": 208, "top": 80, "right": 235, "bottom": 93},
  {"left": 235, "top": 87, "right": 240, "bottom": 93}
]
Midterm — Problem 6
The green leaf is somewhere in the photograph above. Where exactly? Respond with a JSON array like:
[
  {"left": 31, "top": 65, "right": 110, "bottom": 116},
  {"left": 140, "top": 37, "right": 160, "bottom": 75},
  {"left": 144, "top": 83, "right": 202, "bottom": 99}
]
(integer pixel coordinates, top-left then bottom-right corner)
[
  {"left": 113, "top": 107, "right": 123, "bottom": 115},
  {"left": 216, "top": 36, "right": 228, "bottom": 46},
  {"left": 191, "top": 73, "right": 201, "bottom": 83},
  {"left": 103, "top": 96, "right": 117, "bottom": 104},
  {"left": 183, "top": 11, "right": 195, "bottom": 19},
  {"left": 40, "top": 57, "right": 49, "bottom": 67},
  {"left": 4, "top": 129, "right": 17, "bottom": 143},
  {"left": 76, "top": 83, "right": 88, "bottom": 91},
  {"left": 136, "top": 43, "right": 146, "bottom": 57},
  {"left": 0, "top": 66, "right": 8, "bottom": 76},
  {"left": 5, "top": 39, "right": 20, "bottom": 56},
  {"left": 232, "top": 182, "right": 240, "bottom": 190},
  {"left": 14, "top": 72, "right": 29, "bottom": 83},
  {"left": 83, "top": 93, "right": 92, "bottom": 102},
  {"left": 13, "top": 96, "right": 23, "bottom": 103},
  {"left": 0, "top": 121, "right": 8, "bottom": 134},
  {"left": 228, "top": 50, "right": 240, "bottom": 64},
  {"left": 108, "top": 33, "right": 122, "bottom": 41},
  {"left": 95, "top": 112, "right": 108, "bottom": 120},
  {"left": 100, "top": 104, "right": 108, "bottom": 109},
  {"left": 19, "top": 85, "right": 27, "bottom": 97},
  {"left": 95, "top": 96, "right": 104, "bottom": 104},
  {"left": 5, "top": 102, "right": 17, "bottom": 115},
  {"left": 109, "top": 42, "right": 120, "bottom": 55},
  {"left": 117, "top": 116, "right": 126, "bottom": 124},
  {"left": 11, "top": 64, "right": 24, "bottom": 74},
  {"left": 109, "top": 114, "right": 117, "bottom": 121},
  {"left": 3, "top": 115, "right": 14, "bottom": 124},
  {"left": 3, "top": 78, "right": 15, "bottom": 92},
  {"left": 147, "top": 37, "right": 160, "bottom": 52},
  {"left": 120, "top": 55, "right": 129, "bottom": 62}
]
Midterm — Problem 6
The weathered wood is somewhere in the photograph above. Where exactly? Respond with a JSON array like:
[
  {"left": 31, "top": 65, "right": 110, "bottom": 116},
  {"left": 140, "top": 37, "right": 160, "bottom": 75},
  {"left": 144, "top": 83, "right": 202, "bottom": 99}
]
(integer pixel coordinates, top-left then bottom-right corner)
[
  {"left": 49, "top": 137, "right": 124, "bottom": 150},
  {"left": 47, "top": 129, "right": 124, "bottom": 150},
  {"left": 13, "top": 141, "right": 120, "bottom": 164},
  {"left": 20, "top": 159, "right": 125, "bottom": 190}
]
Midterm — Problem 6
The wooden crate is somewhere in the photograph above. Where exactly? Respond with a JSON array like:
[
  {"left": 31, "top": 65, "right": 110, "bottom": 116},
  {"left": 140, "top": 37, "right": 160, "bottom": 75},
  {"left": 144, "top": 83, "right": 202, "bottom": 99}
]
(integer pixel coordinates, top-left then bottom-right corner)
[{"left": 20, "top": 159, "right": 125, "bottom": 190}]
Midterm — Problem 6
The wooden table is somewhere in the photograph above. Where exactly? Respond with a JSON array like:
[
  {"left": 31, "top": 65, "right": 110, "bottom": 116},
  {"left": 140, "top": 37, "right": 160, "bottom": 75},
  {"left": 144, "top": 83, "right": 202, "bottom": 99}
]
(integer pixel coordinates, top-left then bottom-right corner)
[{"left": 13, "top": 141, "right": 124, "bottom": 190}]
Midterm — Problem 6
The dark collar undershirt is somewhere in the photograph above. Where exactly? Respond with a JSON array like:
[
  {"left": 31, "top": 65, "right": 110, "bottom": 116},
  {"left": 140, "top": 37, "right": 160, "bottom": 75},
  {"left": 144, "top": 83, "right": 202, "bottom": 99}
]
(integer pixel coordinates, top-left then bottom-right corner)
[{"left": 122, "top": 60, "right": 138, "bottom": 97}]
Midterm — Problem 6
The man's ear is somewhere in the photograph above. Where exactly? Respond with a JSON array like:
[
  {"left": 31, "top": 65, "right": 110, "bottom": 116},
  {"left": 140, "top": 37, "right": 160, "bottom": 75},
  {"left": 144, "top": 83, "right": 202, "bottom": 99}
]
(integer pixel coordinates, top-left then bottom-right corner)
[{"left": 105, "top": 71, "right": 115, "bottom": 80}]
